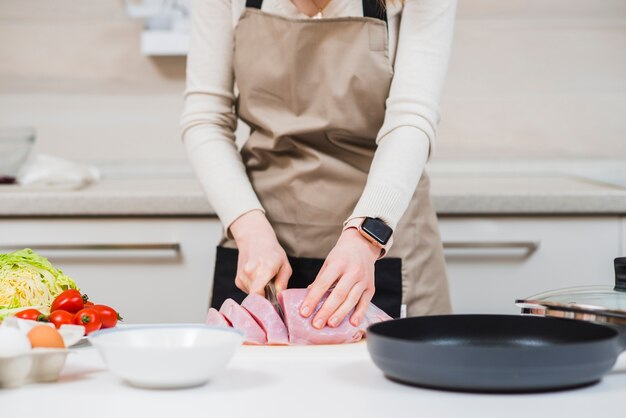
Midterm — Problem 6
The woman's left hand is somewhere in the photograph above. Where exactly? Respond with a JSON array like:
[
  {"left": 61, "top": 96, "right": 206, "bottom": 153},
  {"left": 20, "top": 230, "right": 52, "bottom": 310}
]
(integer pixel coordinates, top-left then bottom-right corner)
[{"left": 300, "top": 228, "right": 381, "bottom": 328}]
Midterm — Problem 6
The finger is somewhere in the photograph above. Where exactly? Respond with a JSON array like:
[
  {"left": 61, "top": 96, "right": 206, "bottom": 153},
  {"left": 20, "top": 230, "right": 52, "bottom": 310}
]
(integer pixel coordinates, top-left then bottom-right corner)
[
  {"left": 274, "top": 262, "right": 292, "bottom": 293},
  {"left": 235, "top": 257, "right": 259, "bottom": 293},
  {"left": 300, "top": 264, "right": 340, "bottom": 318},
  {"left": 311, "top": 277, "right": 358, "bottom": 329},
  {"left": 235, "top": 261, "right": 249, "bottom": 293},
  {"left": 326, "top": 283, "right": 366, "bottom": 328},
  {"left": 350, "top": 288, "right": 375, "bottom": 327},
  {"left": 234, "top": 273, "right": 247, "bottom": 293},
  {"left": 248, "top": 262, "right": 275, "bottom": 296}
]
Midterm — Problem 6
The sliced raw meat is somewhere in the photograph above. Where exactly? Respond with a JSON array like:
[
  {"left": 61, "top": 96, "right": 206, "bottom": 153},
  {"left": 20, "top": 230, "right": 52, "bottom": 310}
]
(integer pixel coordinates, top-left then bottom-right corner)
[
  {"left": 241, "top": 294, "right": 288, "bottom": 345},
  {"left": 278, "top": 288, "right": 392, "bottom": 345},
  {"left": 205, "top": 308, "right": 231, "bottom": 328},
  {"left": 219, "top": 298, "right": 267, "bottom": 345},
  {"left": 363, "top": 301, "right": 393, "bottom": 326}
]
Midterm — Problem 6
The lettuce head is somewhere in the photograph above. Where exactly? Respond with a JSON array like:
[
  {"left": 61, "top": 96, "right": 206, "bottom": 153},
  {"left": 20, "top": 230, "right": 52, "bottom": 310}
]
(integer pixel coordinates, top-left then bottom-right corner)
[{"left": 0, "top": 248, "right": 78, "bottom": 318}]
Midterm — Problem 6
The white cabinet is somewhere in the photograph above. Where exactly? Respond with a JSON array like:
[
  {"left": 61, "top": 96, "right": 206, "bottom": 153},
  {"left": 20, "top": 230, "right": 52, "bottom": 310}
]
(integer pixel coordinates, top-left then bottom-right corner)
[
  {"left": 0, "top": 218, "right": 223, "bottom": 323},
  {"left": 438, "top": 217, "right": 621, "bottom": 315},
  {"left": 3, "top": 216, "right": 623, "bottom": 322},
  {"left": 621, "top": 217, "right": 626, "bottom": 255}
]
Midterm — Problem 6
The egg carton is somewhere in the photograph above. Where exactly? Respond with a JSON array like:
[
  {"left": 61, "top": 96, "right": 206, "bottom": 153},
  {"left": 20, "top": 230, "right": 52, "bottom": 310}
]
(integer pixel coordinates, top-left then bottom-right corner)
[{"left": 0, "top": 317, "right": 85, "bottom": 388}]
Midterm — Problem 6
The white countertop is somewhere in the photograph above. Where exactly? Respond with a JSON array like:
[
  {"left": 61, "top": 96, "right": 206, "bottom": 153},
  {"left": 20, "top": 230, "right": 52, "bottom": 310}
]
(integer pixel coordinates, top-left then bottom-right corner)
[
  {"left": 5, "top": 342, "right": 626, "bottom": 418},
  {"left": 1, "top": 160, "right": 626, "bottom": 217}
]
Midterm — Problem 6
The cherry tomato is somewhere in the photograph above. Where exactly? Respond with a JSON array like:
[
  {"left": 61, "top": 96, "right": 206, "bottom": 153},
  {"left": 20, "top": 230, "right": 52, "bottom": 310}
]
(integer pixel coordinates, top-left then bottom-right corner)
[
  {"left": 74, "top": 308, "right": 102, "bottom": 335},
  {"left": 51, "top": 289, "right": 88, "bottom": 313},
  {"left": 92, "top": 305, "right": 121, "bottom": 328},
  {"left": 48, "top": 310, "right": 75, "bottom": 329},
  {"left": 15, "top": 308, "right": 47, "bottom": 322}
]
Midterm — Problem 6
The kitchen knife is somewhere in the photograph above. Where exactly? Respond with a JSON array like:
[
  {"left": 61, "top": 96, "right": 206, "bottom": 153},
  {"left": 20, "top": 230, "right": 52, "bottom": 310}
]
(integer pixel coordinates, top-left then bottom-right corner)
[{"left": 264, "top": 281, "right": 285, "bottom": 321}]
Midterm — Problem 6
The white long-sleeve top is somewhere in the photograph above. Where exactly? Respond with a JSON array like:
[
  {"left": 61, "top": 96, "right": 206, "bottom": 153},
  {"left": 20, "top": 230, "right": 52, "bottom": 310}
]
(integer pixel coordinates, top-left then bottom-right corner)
[{"left": 180, "top": 0, "right": 457, "bottom": 232}]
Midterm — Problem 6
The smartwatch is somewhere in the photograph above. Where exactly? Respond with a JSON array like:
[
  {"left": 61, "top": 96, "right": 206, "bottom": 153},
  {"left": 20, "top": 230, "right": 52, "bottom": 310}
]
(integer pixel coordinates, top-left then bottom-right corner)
[{"left": 343, "top": 217, "right": 393, "bottom": 259}]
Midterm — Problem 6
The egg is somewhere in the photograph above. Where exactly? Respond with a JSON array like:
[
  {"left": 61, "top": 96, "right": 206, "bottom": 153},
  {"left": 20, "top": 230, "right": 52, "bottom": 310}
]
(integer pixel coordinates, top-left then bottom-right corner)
[
  {"left": 27, "top": 326, "right": 65, "bottom": 349},
  {"left": 0, "top": 327, "right": 31, "bottom": 356}
]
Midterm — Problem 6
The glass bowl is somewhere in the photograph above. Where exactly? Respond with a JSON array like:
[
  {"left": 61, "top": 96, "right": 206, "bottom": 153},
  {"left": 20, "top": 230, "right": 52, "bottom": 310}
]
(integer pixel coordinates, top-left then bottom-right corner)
[{"left": 0, "top": 127, "right": 36, "bottom": 184}]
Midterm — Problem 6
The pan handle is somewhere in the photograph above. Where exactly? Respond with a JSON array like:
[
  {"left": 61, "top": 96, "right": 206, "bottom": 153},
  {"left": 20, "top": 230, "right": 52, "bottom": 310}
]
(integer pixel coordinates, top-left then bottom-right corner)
[
  {"left": 614, "top": 257, "right": 626, "bottom": 293},
  {"left": 442, "top": 241, "right": 539, "bottom": 258}
]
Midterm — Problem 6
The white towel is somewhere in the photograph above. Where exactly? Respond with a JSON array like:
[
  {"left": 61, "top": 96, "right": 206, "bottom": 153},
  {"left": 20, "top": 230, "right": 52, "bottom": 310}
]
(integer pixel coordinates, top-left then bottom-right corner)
[{"left": 17, "top": 155, "right": 100, "bottom": 189}]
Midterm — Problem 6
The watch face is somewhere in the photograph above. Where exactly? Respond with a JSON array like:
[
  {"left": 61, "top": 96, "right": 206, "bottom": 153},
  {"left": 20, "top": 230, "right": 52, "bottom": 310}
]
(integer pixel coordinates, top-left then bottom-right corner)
[{"left": 361, "top": 217, "right": 393, "bottom": 245}]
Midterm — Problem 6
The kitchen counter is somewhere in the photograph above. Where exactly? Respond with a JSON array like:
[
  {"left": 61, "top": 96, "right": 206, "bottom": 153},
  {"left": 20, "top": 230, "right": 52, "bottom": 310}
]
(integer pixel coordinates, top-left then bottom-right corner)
[
  {"left": 5, "top": 342, "right": 626, "bottom": 418},
  {"left": 1, "top": 160, "right": 626, "bottom": 217}
]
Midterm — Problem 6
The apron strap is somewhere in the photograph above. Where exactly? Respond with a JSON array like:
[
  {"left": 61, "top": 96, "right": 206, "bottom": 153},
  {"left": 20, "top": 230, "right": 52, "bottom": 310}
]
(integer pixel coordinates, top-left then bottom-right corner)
[
  {"left": 362, "top": 0, "right": 387, "bottom": 23},
  {"left": 245, "top": 0, "right": 263, "bottom": 9},
  {"left": 245, "top": 0, "right": 387, "bottom": 23}
]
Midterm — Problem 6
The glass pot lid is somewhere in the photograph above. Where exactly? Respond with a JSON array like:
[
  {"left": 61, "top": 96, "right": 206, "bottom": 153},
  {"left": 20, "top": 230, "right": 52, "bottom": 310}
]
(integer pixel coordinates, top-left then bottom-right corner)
[{"left": 516, "top": 258, "right": 626, "bottom": 326}]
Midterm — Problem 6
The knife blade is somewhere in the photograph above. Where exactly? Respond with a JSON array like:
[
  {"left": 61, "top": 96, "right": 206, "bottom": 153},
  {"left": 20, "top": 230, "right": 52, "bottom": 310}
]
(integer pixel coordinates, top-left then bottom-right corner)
[{"left": 264, "top": 281, "right": 285, "bottom": 321}]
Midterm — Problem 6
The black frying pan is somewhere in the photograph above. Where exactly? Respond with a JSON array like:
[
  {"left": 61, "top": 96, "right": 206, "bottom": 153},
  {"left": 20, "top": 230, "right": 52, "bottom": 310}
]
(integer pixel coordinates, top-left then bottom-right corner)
[{"left": 366, "top": 314, "right": 625, "bottom": 393}]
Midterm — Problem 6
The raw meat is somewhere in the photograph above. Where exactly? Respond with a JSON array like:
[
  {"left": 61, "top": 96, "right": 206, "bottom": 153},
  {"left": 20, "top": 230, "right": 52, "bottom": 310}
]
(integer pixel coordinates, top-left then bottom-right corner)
[
  {"left": 219, "top": 298, "right": 267, "bottom": 345},
  {"left": 205, "top": 289, "right": 393, "bottom": 346},
  {"left": 278, "top": 288, "right": 392, "bottom": 345},
  {"left": 241, "top": 294, "right": 289, "bottom": 345},
  {"left": 205, "top": 308, "right": 231, "bottom": 328},
  {"left": 363, "top": 301, "right": 393, "bottom": 325}
]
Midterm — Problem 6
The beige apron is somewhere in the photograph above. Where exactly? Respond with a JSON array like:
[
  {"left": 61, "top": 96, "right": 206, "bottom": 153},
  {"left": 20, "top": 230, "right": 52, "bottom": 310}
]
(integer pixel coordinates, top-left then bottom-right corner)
[{"left": 216, "top": 0, "right": 451, "bottom": 317}]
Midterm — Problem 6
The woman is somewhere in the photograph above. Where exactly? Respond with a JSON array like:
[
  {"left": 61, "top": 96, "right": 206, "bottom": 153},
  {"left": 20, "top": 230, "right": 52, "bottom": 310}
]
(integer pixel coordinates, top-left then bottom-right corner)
[{"left": 180, "top": 0, "right": 456, "bottom": 329}]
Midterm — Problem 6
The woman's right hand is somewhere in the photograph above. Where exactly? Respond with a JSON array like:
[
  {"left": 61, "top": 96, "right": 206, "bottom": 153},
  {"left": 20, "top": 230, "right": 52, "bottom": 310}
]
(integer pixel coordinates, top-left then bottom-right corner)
[{"left": 229, "top": 210, "right": 292, "bottom": 295}]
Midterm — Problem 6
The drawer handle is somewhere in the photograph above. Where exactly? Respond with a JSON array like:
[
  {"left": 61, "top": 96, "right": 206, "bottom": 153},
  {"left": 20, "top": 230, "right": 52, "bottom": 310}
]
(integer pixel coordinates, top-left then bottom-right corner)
[
  {"left": 0, "top": 243, "right": 181, "bottom": 252},
  {"left": 0, "top": 243, "right": 181, "bottom": 260},
  {"left": 443, "top": 241, "right": 539, "bottom": 258}
]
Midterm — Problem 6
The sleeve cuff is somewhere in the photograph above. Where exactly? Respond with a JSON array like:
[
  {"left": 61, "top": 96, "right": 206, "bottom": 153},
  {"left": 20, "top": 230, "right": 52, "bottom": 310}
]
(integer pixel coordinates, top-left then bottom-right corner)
[
  {"left": 347, "top": 182, "right": 408, "bottom": 231},
  {"left": 224, "top": 207, "right": 266, "bottom": 240}
]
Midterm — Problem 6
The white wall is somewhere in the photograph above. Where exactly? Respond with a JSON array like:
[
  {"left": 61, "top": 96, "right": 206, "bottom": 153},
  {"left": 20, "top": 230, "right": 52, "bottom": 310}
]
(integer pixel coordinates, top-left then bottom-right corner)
[
  {"left": 0, "top": 0, "right": 187, "bottom": 162},
  {"left": 0, "top": 0, "right": 624, "bottom": 162},
  {"left": 439, "top": 0, "right": 626, "bottom": 159}
]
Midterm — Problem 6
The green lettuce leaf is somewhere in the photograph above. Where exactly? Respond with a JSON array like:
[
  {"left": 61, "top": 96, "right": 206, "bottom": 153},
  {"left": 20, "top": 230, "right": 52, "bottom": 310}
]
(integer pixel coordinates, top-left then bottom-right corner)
[{"left": 0, "top": 248, "right": 78, "bottom": 318}]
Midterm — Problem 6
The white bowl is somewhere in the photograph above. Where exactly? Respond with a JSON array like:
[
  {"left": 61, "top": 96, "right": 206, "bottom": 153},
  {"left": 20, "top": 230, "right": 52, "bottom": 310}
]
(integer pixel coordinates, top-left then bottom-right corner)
[{"left": 88, "top": 325, "right": 244, "bottom": 389}]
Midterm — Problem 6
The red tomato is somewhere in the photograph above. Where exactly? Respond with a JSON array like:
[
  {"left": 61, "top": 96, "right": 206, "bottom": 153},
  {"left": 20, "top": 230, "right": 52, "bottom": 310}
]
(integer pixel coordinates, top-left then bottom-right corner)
[
  {"left": 74, "top": 308, "right": 102, "bottom": 335},
  {"left": 15, "top": 308, "right": 46, "bottom": 322},
  {"left": 84, "top": 301, "right": 95, "bottom": 307},
  {"left": 51, "top": 289, "right": 87, "bottom": 313},
  {"left": 92, "top": 305, "right": 121, "bottom": 328},
  {"left": 48, "top": 310, "right": 75, "bottom": 329}
]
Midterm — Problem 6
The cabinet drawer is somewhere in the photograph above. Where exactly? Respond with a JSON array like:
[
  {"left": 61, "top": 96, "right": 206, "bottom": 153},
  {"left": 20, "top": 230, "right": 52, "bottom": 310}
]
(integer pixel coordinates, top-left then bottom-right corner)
[
  {"left": 0, "top": 218, "right": 223, "bottom": 323},
  {"left": 438, "top": 217, "right": 621, "bottom": 314}
]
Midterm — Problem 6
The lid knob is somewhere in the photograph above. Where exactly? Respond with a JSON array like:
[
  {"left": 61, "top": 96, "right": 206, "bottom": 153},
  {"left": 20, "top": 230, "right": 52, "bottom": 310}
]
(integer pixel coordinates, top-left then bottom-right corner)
[{"left": 614, "top": 257, "right": 626, "bottom": 292}]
